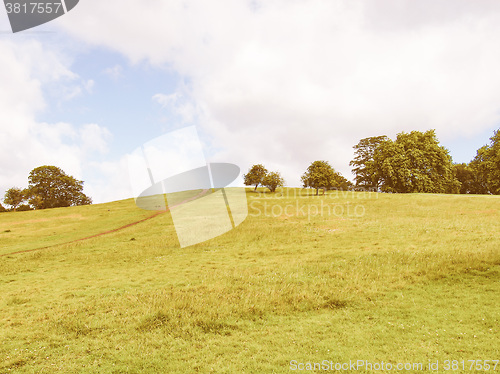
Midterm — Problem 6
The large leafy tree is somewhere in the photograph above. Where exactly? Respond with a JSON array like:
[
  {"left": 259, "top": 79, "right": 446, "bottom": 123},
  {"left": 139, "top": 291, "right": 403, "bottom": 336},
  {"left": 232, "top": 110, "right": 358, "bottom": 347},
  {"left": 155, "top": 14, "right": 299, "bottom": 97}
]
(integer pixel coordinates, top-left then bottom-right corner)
[
  {"left": 373, "top": 130, "right": 460, "bottom": 193},
  {"left": 243, "top": 164, "right": 268, "bottom": 191},
  {"left": 350, "top": 135, "right": 388, "bottom": 190},
  {"left": 301, "top": 160, "right": 350, "bottom": 195},
  {"left": 3, "top": 187, "right": 25, "bottom": 211},
  {"left": 470, "top": 129, "right": 500, "bottom": 195},
  {"left": 26, "top": 166, "right": 92, "bottom": 209},
  {"left": 262, "top": 171, "right": 285, "bottom": 193}
]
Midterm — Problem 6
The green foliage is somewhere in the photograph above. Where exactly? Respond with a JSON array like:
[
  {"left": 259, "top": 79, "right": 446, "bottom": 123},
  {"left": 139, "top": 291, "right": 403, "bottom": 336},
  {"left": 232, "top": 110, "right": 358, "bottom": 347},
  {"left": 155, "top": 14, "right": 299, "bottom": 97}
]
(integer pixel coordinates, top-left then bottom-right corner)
[
  {"left": 26, "top": 166, "right": 92, "bottom": 209},
  {"left": 301, "top": 160, "right": 350, "bottom": 195},
  {"left": 3, "top": 187, "right": 25, "bottom": 211},
  {"left": 453, "top": 163, "right": 488, "bottom": 194},
  {"left": 330, "top": 172, "right": 353, "bottom": 191},
  {"left": 373, "top": 130, "right": 460, "bottom": 193},
  {"left": 16, "top": 204, "right": 33, "bottom": 212},
  {"left": 349, "top": 128, "right": 497, "bottom": 195},
  {"left": 243, "top": 164, "right": 268, "bottom": 190},
  {"left": 470, "top": 129, "right": 500, "bottom": 194},
  {"left": 262, "top": 171, "right": 285, "bottom": 192},
  {"left": 350, "top": 136, "right": 388, "bottom": 190}
]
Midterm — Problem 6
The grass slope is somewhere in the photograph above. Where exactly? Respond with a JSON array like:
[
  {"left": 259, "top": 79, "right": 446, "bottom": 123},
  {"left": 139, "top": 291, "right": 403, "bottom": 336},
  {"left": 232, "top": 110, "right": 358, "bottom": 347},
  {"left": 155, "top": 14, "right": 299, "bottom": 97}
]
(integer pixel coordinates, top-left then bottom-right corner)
[
  {"left": 0, "top": 199, "right": 154, "bottom": 255},
  {"left": 0, "top": 189, "right": 499, "bottom": 373}
]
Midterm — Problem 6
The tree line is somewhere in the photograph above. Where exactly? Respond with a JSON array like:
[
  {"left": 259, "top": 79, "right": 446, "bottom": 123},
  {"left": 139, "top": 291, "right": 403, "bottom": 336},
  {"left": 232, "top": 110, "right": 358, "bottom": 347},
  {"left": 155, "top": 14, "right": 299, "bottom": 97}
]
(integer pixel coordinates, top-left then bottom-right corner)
[
  {"left": 2, "top": 128, "right": 498, "bottom": 211},
  {"left": 1, "top": 165, "right": 92, "bottom": 212},
  {"left": 244, "top": 128, "right": 500, "bottom": 195},
  {"left": 244, "top": 160, "right": 351, "bottom": 196}
]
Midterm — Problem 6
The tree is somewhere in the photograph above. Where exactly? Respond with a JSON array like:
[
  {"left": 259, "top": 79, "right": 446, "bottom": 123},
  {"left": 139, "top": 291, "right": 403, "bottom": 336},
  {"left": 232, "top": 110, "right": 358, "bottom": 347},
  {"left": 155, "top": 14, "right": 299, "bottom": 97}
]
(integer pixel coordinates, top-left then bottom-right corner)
[
  {"left": 350, "top": 136, "right": 389, "bottom": 190},
  {"left": 0, "top": 203, "right": 7, "bottom": 213},
  {"left": 3, "top": 187, "right": 25, "bottom": 211},
  {"left": 373, "top": 130, "right": 460, "bottom": 193},
  {"left": 243, "top": 164, "right": 268, "bottom": 191},
  {"left": 470, "top": 129, "right": 500, "bottom": 194},
  {"left": 262, "top": 171, "right": 285, "bottom": 192},
  {"left": 301, "top": 161, "right": 350, "bottom": 195},
  {"left": 453, "top": 163, "right": 488, "bottom": 194},
  {"left": 26, "top": 166, "right": 92, "bottom": 209},
  {"left": 330, "top": 172, "right": 353, "bottom": 191},
  {"left": 302, "top": 161, "right": 334, "bottom": 195}
]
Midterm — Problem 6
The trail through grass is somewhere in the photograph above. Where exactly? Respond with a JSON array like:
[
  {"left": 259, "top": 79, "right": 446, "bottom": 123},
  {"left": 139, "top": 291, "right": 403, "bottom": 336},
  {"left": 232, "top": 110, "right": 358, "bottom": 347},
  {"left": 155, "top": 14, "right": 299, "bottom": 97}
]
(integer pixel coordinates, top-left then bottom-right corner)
[{"left": 0, "top": 189, "right": 498, "bottom": 373}]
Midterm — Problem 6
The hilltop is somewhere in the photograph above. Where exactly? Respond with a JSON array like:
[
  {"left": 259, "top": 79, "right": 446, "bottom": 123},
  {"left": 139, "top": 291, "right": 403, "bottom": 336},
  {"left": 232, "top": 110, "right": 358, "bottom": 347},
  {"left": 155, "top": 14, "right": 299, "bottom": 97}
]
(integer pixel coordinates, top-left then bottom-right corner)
[{"left": 0, "top": 189, "right": 498, "bottom": 373}]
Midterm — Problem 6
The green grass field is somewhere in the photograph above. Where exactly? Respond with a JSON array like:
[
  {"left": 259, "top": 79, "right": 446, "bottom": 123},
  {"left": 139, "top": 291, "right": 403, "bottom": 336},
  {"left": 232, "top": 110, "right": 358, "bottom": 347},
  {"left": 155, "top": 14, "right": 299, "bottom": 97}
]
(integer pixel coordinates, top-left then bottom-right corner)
[{"left": 0, "top": 189, "right": 498, "bottom": 373}]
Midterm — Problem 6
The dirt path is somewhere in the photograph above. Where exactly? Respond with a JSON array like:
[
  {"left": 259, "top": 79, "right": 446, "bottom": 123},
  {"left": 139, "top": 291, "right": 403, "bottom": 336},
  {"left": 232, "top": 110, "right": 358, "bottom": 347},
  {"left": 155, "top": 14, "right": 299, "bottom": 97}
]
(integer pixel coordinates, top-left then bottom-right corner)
[{"left": 1, "top": 189, "right": 209, "bottom": 258}]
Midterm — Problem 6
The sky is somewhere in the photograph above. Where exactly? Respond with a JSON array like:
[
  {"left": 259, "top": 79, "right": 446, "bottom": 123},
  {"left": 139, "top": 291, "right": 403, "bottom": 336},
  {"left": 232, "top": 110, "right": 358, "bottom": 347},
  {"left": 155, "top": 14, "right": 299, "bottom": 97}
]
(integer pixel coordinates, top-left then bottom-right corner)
[{"left": 1, "top": 0, "right": 500, "bottom": 204}]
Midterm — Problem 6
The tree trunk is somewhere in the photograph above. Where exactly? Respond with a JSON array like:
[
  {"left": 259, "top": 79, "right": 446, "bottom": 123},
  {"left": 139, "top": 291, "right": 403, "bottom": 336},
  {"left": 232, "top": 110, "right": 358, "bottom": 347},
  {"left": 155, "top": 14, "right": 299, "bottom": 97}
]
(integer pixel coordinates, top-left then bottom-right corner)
[
  {"left": 254, "top": 184, "right": 258, "bottom": 191},
  {"left": 315, "top": 188, "right": 319, "bottom": 196}
]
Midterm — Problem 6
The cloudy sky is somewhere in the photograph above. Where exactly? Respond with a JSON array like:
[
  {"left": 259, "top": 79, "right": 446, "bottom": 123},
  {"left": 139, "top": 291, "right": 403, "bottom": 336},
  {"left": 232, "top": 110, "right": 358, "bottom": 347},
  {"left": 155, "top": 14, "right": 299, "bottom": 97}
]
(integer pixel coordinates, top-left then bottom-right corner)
[{"left": 1, "top": 0, "right": 500, "bottom": 203}]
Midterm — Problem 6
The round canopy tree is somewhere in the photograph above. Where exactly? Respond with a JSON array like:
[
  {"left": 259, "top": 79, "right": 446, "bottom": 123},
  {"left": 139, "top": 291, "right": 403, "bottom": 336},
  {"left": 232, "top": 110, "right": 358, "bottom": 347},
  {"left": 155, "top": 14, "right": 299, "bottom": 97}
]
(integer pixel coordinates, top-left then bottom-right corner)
[
  {"left": 26, "top": 166, "right": 92, "bottom": 209},
  {"left": 262, "top": 171, "right": 285, "bottom": 193},
  {"left": 301, "top": 160, "right": 350, "bottom": 195},
  {"left": 243, "top": 164, "right": 268, "bottom": 191},
  {"left": 3, "top": 187, "right": 25, "bottom": 211}
]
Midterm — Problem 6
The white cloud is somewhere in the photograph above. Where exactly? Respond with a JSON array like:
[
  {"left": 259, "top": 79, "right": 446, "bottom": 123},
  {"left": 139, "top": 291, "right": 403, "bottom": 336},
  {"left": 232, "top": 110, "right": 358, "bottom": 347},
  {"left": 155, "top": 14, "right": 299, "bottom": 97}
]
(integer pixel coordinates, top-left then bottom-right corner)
[
  {"left": 55, "top": 78, "right": 94, "bottom": 101},
  {"left": 80, "top": 123, "right": 112, "bottom": 154},
  {"left": 56, "top": 0, "right": 500, "bottom": 187},
  {"left": 0, "top": 38, "right": 113, "bottom": 202},
  {"left": 84, "top": 157, "right": 133, "bottom": 204},
  {"left": 103, "top": 64, "right": 123, "bottom": 80},
  {"left": 152, "top": 93, "right": 197, "bottom": 124},
  {"left": 84, "top": 79, "right": 94, "bottom": 93},
  {"left": 152, "top": 93, "right": 178, "bottom": 108}
]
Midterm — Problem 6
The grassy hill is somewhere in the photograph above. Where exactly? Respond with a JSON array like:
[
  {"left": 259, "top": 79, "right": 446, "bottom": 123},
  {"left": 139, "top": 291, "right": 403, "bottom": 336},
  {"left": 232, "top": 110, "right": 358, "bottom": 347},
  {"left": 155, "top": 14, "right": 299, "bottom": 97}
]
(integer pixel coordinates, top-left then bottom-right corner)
[{"left": 0, "top": 189, "right": 498, "bottom": 373}]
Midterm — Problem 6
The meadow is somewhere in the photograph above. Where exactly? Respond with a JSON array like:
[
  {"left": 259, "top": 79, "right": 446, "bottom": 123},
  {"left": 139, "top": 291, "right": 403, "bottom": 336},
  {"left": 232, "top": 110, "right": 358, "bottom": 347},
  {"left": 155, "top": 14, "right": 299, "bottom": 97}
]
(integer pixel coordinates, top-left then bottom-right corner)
[{"left": 0, "top": 189, "right": 498, "bottom": 373}]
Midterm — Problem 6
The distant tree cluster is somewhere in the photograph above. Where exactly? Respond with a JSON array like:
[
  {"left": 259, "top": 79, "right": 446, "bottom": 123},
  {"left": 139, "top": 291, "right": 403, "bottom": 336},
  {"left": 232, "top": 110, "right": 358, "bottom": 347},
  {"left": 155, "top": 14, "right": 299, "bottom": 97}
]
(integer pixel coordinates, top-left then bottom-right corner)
[
  {"left": 350, "top": 130, "right": 459, "bottom": 193},
  {"left": 2, "top": 166, "right": 92, "bottom": 212},
  {"left": 350, "top": 129, "right": 500, "bottom": 194},
  {"left": 244, "top": 128, "right": 499, "bottom": 196},
  {"left": 244, "top": 161, "right": 351, "bottom": 195},
  {"left": 243, "top": 164, "right": 285, "bottom": 192}
]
